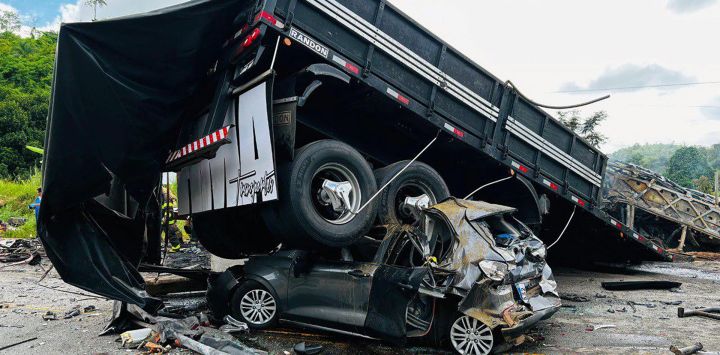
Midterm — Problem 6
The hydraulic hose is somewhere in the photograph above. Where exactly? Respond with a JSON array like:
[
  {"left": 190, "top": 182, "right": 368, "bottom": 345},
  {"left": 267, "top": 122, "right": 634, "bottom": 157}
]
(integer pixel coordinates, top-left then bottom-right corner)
[{"left": 505, "top": 80, "right": 610, "bottom": 110}]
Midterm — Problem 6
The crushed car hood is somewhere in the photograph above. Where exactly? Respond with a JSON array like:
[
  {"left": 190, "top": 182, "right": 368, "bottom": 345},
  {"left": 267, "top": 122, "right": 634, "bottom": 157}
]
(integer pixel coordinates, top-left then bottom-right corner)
[{"left": 423, "top": 199, "right": 560, "bottom": 332}]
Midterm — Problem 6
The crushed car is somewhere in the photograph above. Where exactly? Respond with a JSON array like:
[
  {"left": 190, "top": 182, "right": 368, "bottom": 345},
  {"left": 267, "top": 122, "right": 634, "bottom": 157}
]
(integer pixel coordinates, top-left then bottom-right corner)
[{"left": 208, "top": 198, "right": 560, "bottom": 354}]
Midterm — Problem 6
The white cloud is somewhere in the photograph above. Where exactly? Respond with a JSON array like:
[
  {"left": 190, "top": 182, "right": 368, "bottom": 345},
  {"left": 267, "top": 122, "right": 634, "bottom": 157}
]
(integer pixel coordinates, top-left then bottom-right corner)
[
  {"left": 0, "top": 2, "right": 36, "bottom": 37},
  {"left": 560, "top": 64, "right": 696, "bottom": 93},
  {"left": 44, "top": 0, "right": 188, "bottom": 27},
  {"left": 701, "top": 97, "right": 720, "bottom": 121},
  {"left": 667, "top": 0, "right": 718, "bottom": 13}
]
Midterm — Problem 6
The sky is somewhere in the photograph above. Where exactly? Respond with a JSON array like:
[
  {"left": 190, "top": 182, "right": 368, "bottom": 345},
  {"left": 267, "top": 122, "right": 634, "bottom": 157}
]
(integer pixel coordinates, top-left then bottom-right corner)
[{"left": 2, "top": 0, "right": 719, "bottom": 153}]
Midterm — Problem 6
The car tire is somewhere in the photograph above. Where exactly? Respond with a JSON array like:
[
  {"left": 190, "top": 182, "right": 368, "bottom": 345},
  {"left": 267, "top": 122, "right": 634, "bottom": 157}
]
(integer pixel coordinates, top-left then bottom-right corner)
[
  {"left": 230, "top": 280, "right": 279, "bottom": 330},
  {"left": 374, "top": 160, "right": 450, "bottom": 225},
  {"left": 194, "top": 208, "right": 279, "bottom": 259},
  {"left": 262, "top": 139, "right": 378, "bottom": 248}
]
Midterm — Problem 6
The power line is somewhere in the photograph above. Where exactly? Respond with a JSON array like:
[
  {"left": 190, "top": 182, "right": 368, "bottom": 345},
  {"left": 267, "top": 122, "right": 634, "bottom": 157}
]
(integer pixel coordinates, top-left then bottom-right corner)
[{"left": 554, "top": 81, "right": 720, "bottom": 93}]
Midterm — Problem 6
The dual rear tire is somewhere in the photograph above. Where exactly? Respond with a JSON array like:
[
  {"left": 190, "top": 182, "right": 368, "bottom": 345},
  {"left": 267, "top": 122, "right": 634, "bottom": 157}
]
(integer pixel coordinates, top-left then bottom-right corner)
[
  {"left": 198, "top": 138, "right": 450, "bottom": 252},
  {"left": 264, "top": 140, "right": 450, "bottom": 247}
]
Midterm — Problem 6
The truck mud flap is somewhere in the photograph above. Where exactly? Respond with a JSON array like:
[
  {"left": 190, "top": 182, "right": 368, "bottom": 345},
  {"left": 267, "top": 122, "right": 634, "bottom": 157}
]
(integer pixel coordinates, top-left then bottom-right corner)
[{"left": 40, "top": 0, "right": 260, "bottom": 309}]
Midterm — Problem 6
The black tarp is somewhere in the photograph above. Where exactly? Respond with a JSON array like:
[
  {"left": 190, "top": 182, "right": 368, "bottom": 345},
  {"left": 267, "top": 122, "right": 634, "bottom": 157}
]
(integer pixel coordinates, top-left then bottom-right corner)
[{"left": 40, "top": 0, "right": 258, "bottom": 311}]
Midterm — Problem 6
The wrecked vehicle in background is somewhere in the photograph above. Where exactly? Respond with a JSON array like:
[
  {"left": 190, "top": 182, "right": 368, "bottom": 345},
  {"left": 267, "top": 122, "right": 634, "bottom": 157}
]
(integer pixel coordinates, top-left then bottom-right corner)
[{"left": 208, "top": 199, "right": 560, "bottom": 354}]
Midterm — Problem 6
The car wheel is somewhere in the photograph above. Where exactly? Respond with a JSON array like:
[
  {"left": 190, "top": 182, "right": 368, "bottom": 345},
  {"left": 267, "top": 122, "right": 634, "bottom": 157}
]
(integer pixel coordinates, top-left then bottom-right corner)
[
  {"left": 374, "top": 160, "right": 449, "bottom": 225},
  {"left": 230, "top": 280, "right": 278, "bottom": 330},
  {"left": 194, "top": 208, "right": 279, "bottom": 259},
  {"left": 262, "top": 139, "right": 378, "bottom": 247},
  {"left": 449, "top": 315, "right": 494, "bottom": 355}
]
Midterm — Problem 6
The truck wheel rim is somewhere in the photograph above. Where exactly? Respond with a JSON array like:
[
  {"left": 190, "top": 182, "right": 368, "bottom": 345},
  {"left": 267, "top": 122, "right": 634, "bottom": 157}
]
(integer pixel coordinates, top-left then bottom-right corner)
[
  {"left": 311, "top": 163, "right": 362, "bottom": 225},
  {"left": 396, "top": 182, "right": 435, "bottom": 223},
  {"left": 450, "top": 316, "right": 493, "bottom": 355},
  {"left": 240, "top": 289, "right": 276, "bottom": 325}
]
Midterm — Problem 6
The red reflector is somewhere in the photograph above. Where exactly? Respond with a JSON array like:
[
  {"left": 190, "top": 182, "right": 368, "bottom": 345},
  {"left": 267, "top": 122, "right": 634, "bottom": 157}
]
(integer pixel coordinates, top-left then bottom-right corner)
[
  {"left": 256, "top": 11, "right": 276, "bottom": 25},
  {"left": 250, "top": 28, "right": 261, "bottom": 40},
  {"left": 345, "top": 63, "right": 359, "bottom": 75},
  {"left": 397, "top": 95, "right": 410, "bottom": 105},
  {"left": 519, "top": 165, "right": 529, "bottom": 173},
  {"left": 550, "top": 183, "right": 558, "bottom": 191},
  {"left": 657, "top": 248, "right": 664, "bottom": 254},
  {"left": 453, "top": 128, "right": 465, "bottom": 138}
]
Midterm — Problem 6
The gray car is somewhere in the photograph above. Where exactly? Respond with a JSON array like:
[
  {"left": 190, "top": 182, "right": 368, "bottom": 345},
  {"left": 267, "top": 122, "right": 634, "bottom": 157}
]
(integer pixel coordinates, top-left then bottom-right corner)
[{"left": 208, "top": 198, "right": 561, "bottom": 354}]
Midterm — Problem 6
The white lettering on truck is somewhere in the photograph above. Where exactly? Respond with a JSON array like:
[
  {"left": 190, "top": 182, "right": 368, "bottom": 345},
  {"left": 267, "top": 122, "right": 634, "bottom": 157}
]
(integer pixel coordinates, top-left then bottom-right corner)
[{"left": 289, "top": 28, "right": 329, "bottom": 58}]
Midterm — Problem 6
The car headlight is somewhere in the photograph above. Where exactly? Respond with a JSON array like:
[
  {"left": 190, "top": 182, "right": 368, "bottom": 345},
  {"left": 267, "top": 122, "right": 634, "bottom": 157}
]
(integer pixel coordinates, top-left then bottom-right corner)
[
  {"left": 530, "top": 245, "right": 547, "bottom": 260},
  {"left": 479, "top": 260, "right": 509, "bottom": 281}
]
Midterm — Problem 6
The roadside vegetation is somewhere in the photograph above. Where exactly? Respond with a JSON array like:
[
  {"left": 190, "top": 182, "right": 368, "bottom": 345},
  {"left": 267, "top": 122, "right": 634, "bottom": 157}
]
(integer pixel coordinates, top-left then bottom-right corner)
[
  {"left": 0, "top": 172, "right": 40, "bottom": 239},
  {"left": 611, "top": 143, "right": 720, "bottom": 193}
]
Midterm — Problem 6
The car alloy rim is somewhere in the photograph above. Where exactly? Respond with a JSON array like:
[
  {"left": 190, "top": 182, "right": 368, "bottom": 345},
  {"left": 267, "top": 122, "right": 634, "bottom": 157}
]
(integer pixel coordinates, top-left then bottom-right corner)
[
  {"left": 311, "top": 163, "right": 362, "bottom": 225},
  {"left": 240, "top": 289, "right": 276, "bottom": 325},
  {"left": 450, "top": 315, "right": 494, "bottom": 355}
]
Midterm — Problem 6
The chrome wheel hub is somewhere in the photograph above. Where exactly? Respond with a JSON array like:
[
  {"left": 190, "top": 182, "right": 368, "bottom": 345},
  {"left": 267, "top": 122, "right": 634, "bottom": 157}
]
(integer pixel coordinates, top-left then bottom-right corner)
[
  {"left": 450, "top": 315, "right": 493, "bottom": 355},
  {"left": 311, "top": 163, "right": 361, "bottom": 225},
  {"left": 239, "top": 289, "right": 276, "bottom": 325}
]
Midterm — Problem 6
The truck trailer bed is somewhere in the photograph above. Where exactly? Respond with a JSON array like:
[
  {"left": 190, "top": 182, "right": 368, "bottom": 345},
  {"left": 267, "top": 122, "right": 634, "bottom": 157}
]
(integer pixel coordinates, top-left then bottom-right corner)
[{"left": 260, "top": 0, "right": 672, "bottom": 260}]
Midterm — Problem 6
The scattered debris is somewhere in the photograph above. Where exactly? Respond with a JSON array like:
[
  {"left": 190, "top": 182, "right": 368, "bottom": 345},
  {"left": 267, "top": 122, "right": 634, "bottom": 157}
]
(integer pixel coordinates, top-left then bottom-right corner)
[
  {"left": 662, "top": 301, "right": 683, "bottom": 306},
  {"left": 7, "top": 217, "right": 27, "bottom": 227},
  {"left": 587, "top": 324, "right": 616, "bottom": 331},
  {"left": 560, "top": 293, "right": 590, "bottom": 302},
  {"left": 670, "top": 342, "right": 703, "bottom": 355},
  {"left": 219, "top": 315, "right": 248, "bottom": 334},
  {"left": 120, "top": 328, "right": 154, "bottom": 348},
  {"left": 294, "top": 342, "right": 324, "bottom": 355},
  {"left": 0, "top": 337, "right": 38, "bottom": 351},
  {"left": 678, "top": 307, "right": 720, "bottom": 321},
  {"left": 63, "top": 305, "right": 81, "bottom": 319},
  {"left": 601, "top": 280, "right": 682, "bottom": 291},
  {"left": 42, "top": 311, "right": 58, "bottom": 321},
  {"left": 628, "top": 301, "right": 657, "bottom": 309}
]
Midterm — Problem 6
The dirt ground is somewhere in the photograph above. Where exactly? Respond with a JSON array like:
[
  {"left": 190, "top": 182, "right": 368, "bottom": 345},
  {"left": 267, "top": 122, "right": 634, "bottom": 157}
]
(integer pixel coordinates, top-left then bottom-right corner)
[{"left": 1, "top": 258, "right": 719, "bottom": 354}]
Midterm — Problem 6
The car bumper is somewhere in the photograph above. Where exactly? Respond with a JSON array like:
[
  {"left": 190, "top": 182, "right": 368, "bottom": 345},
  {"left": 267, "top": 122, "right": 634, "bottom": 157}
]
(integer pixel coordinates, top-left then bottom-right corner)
[{"left": 500, "top": 304, "right": 560, "bottom": 338}]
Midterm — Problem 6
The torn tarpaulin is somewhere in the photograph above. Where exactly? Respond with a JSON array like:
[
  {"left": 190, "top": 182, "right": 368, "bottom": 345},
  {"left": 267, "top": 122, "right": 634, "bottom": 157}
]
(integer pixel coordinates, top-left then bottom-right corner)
[{"left": 39, "top": 0, "right": 259, "bottom": 311}]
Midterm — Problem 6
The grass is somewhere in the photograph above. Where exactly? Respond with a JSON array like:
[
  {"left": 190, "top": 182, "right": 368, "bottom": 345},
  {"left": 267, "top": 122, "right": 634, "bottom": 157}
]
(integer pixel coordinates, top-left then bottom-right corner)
[{"left": 0, "top": 173, "right": 41, "bottom": 239}]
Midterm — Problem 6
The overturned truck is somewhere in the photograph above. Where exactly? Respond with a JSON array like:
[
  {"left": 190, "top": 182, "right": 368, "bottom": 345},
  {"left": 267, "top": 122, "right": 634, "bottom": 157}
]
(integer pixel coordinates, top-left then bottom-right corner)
[{"left": 40, "top": 0, "right": 675, "bottom": 353}]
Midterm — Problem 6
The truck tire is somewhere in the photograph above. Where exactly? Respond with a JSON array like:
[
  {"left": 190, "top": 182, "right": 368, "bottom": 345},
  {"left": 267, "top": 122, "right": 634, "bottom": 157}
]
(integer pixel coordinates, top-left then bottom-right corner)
[
  {"left": 374, "top": 161, "right": 450, "bottom": 225},
  {"left": 193, "top": 208, "right": 279, "bottom": 259},
  {"left": 262, "top": 139, "right": 378, "bottom": 247}
]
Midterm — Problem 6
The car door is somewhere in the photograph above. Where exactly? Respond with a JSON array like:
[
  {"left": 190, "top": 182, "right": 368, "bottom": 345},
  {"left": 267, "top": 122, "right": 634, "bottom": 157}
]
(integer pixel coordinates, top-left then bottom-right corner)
[{"left": 284, "top": 255, "right": 379, "bottom": 332}]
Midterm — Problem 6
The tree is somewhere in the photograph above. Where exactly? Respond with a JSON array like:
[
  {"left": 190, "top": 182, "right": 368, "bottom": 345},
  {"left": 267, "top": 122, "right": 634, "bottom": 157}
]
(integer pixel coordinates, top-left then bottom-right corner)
[
  {"left": 693, "top": 175, "right": 714, "bottom": 194},
  {"left": 557, "top": 110, "right": 608, "bottom": 147},
  {"left": 665, "top": 146, "right": 713, "bottom": 188},
  {"left": 85, "top": 0, "right": 108, "bottom": 21},
  {"left": 0, "top": 31, "right": 56, "bottom": 179},
  {"left": 0, "top": 10, "right": 20, "bottom": 32}
]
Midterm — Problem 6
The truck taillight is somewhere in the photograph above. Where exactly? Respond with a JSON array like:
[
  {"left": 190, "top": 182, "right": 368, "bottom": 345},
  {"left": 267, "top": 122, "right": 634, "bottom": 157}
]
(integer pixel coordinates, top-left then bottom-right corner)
[
  {"left": 234, "top": 28, "right": 262, "bottom": 60},
  {"left": 242, "top": 28, "right": 261, "bottom": 48},
  {"left": 255, "top": 11, "right": 277, "bottom": 26}
]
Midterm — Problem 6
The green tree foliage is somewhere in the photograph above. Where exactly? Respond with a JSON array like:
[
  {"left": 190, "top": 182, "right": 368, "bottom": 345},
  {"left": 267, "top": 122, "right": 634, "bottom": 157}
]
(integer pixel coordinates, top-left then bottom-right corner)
[
  {"left": 610, "top": 143, "right": 683, "bottom": 173},
  {"left": 557, "top": 110, "right": 608, "bottom": 147},
  {"left": 0, "top": 25, "right": 56, "bottom": 179},
  {"left": 665, "top": 147, "right": 713, "bottom": 188},
  {"left": 692, "top": 175, "right": 714, "bottom": 194}
]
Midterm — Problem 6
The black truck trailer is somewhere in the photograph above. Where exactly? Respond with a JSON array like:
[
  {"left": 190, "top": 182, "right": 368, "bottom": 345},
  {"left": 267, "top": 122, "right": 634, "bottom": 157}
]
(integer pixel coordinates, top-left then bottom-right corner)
[
  {"left": 164, "top": 0, "right": 673, "bottom": 263},
  {"left": 40, "top": 0, "right": 674, "bottom": 328}
]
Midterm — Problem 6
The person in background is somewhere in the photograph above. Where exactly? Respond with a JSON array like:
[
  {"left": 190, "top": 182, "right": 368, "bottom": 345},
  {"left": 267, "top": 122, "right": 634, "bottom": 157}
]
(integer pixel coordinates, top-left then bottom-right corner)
[
  {"left": 29, "top": 188, "right": 42, "bottom": 236},
  {"left": 29, "top": 188, "right": 42, "bottom": 220},
  {"left": 161, "top": 188, "right": 182, "bottom": 253}
]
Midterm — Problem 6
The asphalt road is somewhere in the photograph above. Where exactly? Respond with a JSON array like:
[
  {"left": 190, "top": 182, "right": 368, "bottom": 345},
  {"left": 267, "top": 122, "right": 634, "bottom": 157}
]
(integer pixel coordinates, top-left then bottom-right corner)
[{"left": 1, "top": 259, "right": 719, "bottom": 354}]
